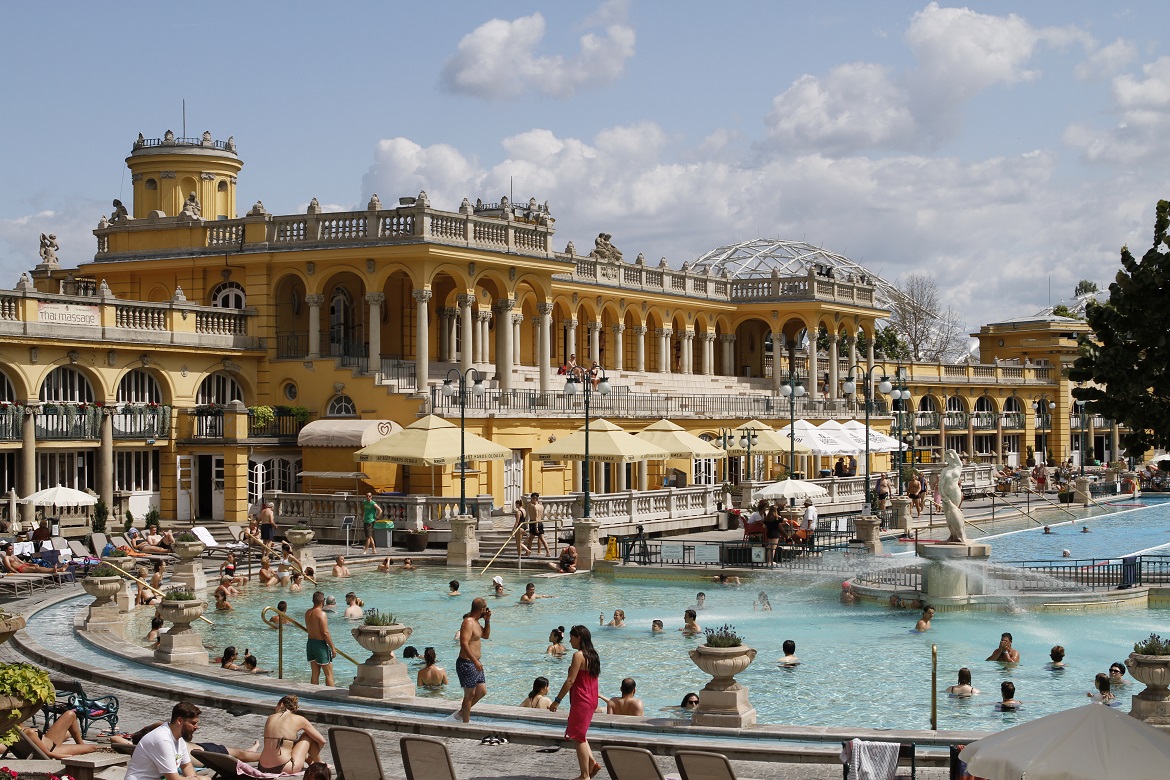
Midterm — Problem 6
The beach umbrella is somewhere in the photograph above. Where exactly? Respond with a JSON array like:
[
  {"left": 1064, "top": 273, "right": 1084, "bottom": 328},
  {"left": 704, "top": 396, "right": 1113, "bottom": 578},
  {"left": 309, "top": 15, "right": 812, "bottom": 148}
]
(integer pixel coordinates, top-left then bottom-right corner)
[
  {"left": 531, "top": 418, "right": 671, "bottom": 463},
  {"left": 960, "top": 703, "right": 1170, "bottom": 780},
  {"left": 725, "top": 419, "right": 812, "bottom": 456},
  {"left": 775, "top": 419, "right": 858, "bottom": 455},
  {"left": 635, "top": 420, "right": 727, "bottom": 460},
  {"left": 754, "top": 478, "right": 829, "bottom": 503},
  {"left": 20, "top": 485, "right": 97, "bottom": 507},
  {"left": 840, "top": 419, "right": 906, "bottom": 452},
  {"left": 353, "top": 414, "right": 511, "bottom": 466}
]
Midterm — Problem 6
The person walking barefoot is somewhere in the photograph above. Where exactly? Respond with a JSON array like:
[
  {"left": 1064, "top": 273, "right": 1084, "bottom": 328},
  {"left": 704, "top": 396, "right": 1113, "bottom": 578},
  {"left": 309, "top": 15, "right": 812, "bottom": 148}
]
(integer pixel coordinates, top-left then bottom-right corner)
[{"left": 549, "top": 625, "right": 602, "bottom": 780}]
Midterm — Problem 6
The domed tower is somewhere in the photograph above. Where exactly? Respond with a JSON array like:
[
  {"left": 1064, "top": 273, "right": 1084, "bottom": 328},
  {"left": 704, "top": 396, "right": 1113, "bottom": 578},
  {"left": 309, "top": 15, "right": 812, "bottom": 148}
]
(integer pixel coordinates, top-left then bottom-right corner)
[{"left": 124, "top": 131, "right": 244, "bottom": 220}]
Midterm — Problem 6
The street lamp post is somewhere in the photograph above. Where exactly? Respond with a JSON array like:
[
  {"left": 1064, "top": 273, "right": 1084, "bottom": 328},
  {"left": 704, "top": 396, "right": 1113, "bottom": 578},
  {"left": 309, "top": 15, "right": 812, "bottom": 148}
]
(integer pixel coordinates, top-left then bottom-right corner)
[
  {"left": 564, "top": 365, "right": 610, "bottom": 518},
  {"left": 1075, "top": 399, "right": 1087, "bottom": 476},
  {"left": 778, "top": 379, "right": 806, "bottom": 478},
  {"left": 891, "top": 366, "right": 911, "bottom": 494},
  {"left": 440, "top": 367, "right": 485, "bottom": 515},
  {"left": 1032, "top": 395, "right": 1056, "bottom": 466},
  {"left": 739, "top": 427, "right": 760, "bottom": 481},
  {"left": 842, "top": 364, "right": 892, "bottom": 506}
]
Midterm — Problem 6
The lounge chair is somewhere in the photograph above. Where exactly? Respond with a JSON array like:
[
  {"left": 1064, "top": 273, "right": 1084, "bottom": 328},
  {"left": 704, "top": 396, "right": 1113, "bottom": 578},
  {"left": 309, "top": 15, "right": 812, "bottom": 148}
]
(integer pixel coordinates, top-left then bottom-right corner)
[
  {"left": 43, "top": 678, "right": 119, "bottom": 738},
  {"left": 675, "top": 750, "right": 739, "bottom": 780},
  {"left": 90, "top": 532, "right": 110, "bottom": 556},
  {"left": 400, "top": 736, "right": 456, "bottom": 780},
  {"left": 329, "top": 726, "right": 387, "bottom": 780},
  {"left": 11, "top": 728, "right": 52, "bottom": 760},
  {"left": 192, "top": 749, "right": 243, "bottom": 780},
  {"left": 601, "top": 746, "right": 666, "bottom": 780}
]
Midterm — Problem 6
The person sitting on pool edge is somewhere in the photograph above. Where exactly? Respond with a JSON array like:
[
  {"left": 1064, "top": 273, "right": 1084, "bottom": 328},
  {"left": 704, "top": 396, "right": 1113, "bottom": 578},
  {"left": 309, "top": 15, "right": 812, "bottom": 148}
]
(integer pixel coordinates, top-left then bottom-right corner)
[
  {"left": 946, "top": 667, "right": 979, "bottom": 697},
  {"left": 997, "top": 681, "right": 1021, "bottom": 711},
  {"left": 549, "top": 545, "right": 577, "bottom": 573}
]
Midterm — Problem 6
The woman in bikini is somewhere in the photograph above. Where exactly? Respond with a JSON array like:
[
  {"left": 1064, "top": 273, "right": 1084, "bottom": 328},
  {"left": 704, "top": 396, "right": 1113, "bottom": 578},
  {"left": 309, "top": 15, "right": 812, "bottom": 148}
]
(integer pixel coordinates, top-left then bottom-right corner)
[
  {"left": 257, "top": 695, "right": 325, "bottom": 775},
  {"left": 20, "top": 709, "right": 98, "bottom": 758}
]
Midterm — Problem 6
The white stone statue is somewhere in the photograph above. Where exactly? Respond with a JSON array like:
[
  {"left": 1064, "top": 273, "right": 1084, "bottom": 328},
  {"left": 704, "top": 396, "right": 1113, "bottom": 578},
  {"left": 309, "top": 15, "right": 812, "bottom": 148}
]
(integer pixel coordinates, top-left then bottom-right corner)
[
  {"left": 938, "top": 448, "right": 968, "bottom": 544},
  {"left": 110, "top": 199, "right": 129, "bottom": 223},
  {"left": 38, "top": 233, "right": 59, "bottom": 266},
  {"left": 181, "top": 191, "right": 201, "bottom": 218}
]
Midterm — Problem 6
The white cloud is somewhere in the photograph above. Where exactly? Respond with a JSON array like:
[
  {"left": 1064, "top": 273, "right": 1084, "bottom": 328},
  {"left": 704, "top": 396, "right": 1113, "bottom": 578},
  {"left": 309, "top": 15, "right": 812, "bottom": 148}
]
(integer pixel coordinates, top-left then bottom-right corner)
[
  {"left": 440, "top": 4, "right": 635, "bottom": 100},
  {"left": 1065, "top": 56, "right": 1170, "bottom": 164},
  {"left": 1074, "top": 37, "right": 1138, "bottom": 80},
  {"left": 0, "top": 200, "right": 105, "bottom": 287}
]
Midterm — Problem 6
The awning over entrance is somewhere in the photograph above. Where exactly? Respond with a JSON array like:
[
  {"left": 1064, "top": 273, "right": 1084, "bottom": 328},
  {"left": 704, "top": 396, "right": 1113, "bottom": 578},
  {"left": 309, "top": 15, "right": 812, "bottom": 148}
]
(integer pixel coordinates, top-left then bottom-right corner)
[{"left": 297, "top": 419, "right": 402, "bottom": 448}]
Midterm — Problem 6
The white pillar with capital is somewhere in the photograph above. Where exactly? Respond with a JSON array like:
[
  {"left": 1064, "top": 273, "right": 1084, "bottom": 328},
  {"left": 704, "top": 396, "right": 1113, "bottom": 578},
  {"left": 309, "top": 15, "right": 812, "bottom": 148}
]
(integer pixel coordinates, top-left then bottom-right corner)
[
  {"left": 634, "top": 326, "right": 646, "bottom": 372},
  {"left": 612, "top": 324, "right": 625, "bottom": 371},
  {"left": 681, "top": 330, "right": 694, "bottom": 374},
  {"left": 512, "top": 312, "right": 524, "bottom": 367},
  {"left": 566, "top": 319, "right": 578, "bottom": 363},
  {"left": 588, "top": 321, "right": 601, "bottom": 366},
  {"left": 413, "top": 289, "right": 432, "bottom": 393},
  {"left": 306, "top": 294, "right": 324, "bottom": 359},
  {"left": 495, "top": 299, "right": 514, "bottom": 389},
  {"left": 806, "top": 344, "right": 819, "bottom": 402},
  {"left": 702, "top": 333, "right": 714, "bottom": 375},
  {"left": 772, "top": 331, "right": 785, "bottom": 392},
  {"left": 365, "top": 292, "right": 384, "bottom": 368},
  {"left": 458, "top": 294, "right": 474, "bottom": 373},
  {"left": 538, "top": 303, "right": 553, "bottom": 393},
  {"left": 828, "top": 332, "right": 839, "bottom": 400},
  {"left": 447, "top": 308, "right": 459, "bottom": 362}
]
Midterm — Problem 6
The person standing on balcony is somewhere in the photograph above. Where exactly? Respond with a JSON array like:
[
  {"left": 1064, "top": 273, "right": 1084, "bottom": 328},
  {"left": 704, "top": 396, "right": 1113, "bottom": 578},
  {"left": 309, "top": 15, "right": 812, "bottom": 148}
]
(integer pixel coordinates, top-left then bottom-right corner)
[{"left": 361, "top": 492, "right": 382, "bottom": 554}]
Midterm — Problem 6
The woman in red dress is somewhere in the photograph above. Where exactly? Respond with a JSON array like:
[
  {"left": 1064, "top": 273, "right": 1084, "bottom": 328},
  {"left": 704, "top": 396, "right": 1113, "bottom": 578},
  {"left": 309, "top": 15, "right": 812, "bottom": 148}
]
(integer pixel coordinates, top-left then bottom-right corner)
[{"left": 549, "top": 624, "right": 601, "bottom": 779}]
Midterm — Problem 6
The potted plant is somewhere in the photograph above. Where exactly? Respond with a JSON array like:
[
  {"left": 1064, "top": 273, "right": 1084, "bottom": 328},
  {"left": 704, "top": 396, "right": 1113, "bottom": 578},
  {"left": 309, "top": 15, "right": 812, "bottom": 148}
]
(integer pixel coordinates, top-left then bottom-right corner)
[
  {"left": 0, "top": 663, "right": 53, "bottom": 746},
  {"left": 688, "top": 623, "right": 757, "bottom": 689},
  {"left": 398, "top": 525, "right": 428, "bottom": 553},
  {"left": 170, "top": 531, "right": 205, "bottom": 561},
  {"left": 1025, "top": 446, "right": 1035, "bottom": 468},
  {"left": 82, "top": 564, "right": 125, "bottom": 605},
  {"left": 0, "top": 611, "right": 25, "bottom": 646},
  {"left": 352, "top": 610, "right": 413, "bottom": 665},
  {"left": 157, "top": 586, "right": 205, "bottom": 631},
  {"left": 1127, "top": 633, "right": 1170, "bottom": 712}
]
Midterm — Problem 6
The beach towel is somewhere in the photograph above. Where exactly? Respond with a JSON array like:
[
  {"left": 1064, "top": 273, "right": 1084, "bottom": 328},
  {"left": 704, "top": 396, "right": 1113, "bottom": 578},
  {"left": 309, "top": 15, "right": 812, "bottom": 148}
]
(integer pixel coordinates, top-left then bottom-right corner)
[{"left": 841, "top": 738, "right": 900, "bottom": 780}]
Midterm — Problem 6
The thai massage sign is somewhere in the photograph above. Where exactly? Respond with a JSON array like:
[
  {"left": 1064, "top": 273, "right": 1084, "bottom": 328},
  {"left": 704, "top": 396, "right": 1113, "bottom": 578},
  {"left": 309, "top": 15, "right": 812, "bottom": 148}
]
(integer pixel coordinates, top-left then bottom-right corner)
[{"left": 38, "top": 302, "right": 99, "bottom": 326}]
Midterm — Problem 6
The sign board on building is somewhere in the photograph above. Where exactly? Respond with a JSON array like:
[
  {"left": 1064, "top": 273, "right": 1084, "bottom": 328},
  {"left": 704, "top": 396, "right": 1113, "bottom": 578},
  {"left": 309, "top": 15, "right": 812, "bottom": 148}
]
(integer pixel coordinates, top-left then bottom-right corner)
[
  {"left": 660, "top": 542, "right": 685, "bottom": 562},
  {"left": 38, "top": 303, "right": 100, "bottom": 327}
]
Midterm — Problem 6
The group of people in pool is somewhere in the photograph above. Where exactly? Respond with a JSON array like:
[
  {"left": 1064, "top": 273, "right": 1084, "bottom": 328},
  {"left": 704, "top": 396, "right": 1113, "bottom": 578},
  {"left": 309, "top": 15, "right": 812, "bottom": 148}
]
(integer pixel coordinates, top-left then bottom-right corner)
[{"left": 931, "top": 625, "right": 1131, "bottom": 711}]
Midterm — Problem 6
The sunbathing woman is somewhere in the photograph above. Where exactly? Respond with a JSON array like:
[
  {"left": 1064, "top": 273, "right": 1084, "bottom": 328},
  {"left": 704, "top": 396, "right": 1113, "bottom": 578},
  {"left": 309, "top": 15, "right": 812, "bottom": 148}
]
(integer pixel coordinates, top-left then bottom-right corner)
[
  {"left": 20, "top": 709, "right": 98, "bottom": 758},
  {"left": 258, "top": 695, "right": 325, "bottom": 775}
]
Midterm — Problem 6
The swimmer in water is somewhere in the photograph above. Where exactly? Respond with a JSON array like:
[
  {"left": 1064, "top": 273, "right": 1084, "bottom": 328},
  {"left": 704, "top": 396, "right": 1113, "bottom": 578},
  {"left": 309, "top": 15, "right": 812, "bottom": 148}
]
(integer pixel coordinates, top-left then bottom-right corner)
[
  {"left": 1062, "top": 549, "right": 1072, "bottom": 558},
  {"left": 1081, "top": 526, "right": 1091, "bottom": 533},
  {"left": 1042, "top": 526, "right": 1052, "bottom": 534},
  {"left": 651, "top": 619, "right": 664, "bottom": 633},
  {"left": 840, "top": 582, "right": 856, "bottom": 604},
  {"left": 680, "top": 609, "right": 701, "bottom": 635},
  {"left": 914, "top": 605, "right": 934, "bottom": 632},
  {"left": 778, "top": 639, "right": 800, "bottom": 667},
  {"left": 754, "top": 592, "right": 772, "bottom": 611},
  {"left": 997, "top": 681, "right": 1021, "bottom": 711},
  {"left": 1048, "top": 645, "right": 1067, "bottom": 669},
  {"left": 946, "top": 667, "right": 979, "bottom": 697},
  {"left": 546, "top": 626, "right": 566, "bottom": 655},
  {"left": 606, "top": 609, "right": 625, "bottom": 627}
]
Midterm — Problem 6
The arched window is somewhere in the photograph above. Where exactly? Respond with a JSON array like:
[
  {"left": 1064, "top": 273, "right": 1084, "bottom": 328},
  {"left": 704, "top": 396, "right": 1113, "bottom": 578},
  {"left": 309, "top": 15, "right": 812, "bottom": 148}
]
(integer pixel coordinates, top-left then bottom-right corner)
[
  {"left": 326, "top": 395, "right": 356, "bottom": 417},
  {"left": 211, "top": 281, "right": 246, "bottom": 310},
  {"left": 40, "top": 367, "right": 94, "bottom": 403},
  {"left": 945, "top": 396, "right": 966, "bottom": 413},
  {"left": 1002, "top": 396, "right": 1023, "bottom": 413},
  {"left": 329, "top": 286, "right": 354, "bottom": 355},
  {"left": 117, "top": 369, "right": 162, "bottom": 404},
  {"left": 693, "top": 434, "right": 718, "bottom": 486},
  {"left": 249, "top": 456, "right": 302, "bottom": 505},
  {"left": 197, "top": 372, "right": 244, "bottom": 405},
  {"left": 917, "top": 396, "right": 938, "bottom": 412},
  {"left": 0, "top": 368, "right": 15, "bottom": 403},
  {"left": 974, "top": 396, "right": 995, "bottom": 413}
]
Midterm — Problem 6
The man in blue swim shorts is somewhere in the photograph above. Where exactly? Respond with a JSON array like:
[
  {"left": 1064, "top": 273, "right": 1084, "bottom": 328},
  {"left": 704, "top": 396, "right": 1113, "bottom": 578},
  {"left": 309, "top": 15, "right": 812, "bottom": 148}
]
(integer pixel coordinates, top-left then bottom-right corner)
[
  {"left": 454, "top": 598, "right": 491, "bottom": 722},
  {"left": 304, "top": 591, "right": 336, "bottom": 686}
]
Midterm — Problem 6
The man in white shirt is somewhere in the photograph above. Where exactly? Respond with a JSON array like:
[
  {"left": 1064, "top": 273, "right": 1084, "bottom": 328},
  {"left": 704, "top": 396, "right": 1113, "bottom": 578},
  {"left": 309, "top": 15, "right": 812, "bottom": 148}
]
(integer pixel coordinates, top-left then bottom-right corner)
[
  {"left": 800, "top": 498, "right": 819, "bottom": 550},
  {"left": 124, "top": 702, "right": 199, "bottom": 780}
]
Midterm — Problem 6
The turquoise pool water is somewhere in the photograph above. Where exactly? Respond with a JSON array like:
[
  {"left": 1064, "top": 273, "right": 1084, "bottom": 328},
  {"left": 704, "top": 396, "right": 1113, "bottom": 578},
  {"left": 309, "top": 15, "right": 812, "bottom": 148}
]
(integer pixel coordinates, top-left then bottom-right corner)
[{"left": 118, "top": 534, "right": 1164, "bottom": 732}]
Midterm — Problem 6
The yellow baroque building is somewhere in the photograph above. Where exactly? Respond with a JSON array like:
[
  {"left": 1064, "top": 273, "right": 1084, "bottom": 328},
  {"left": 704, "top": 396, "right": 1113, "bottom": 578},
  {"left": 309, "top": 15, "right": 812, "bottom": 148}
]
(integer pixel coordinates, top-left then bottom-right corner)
[{"left": 0, "top": 132, "right": 1119, "bottom": 537}]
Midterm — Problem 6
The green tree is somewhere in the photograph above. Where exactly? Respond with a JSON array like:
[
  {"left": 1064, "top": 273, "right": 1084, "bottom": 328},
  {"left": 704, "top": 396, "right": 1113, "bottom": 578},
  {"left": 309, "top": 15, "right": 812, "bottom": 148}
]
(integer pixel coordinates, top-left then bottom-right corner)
[
  {"left": 1051, "top": 304, "right": 1077, "bottom": 319},
  {"left": 1070, "top": 199, "right": 1170, "bottom": 458},
  {"left": 1074, "top": 279, "right": 1098, "bottom": 297},
  {"left": 855, "top": 325, "right": 909, "bottom": 361}
]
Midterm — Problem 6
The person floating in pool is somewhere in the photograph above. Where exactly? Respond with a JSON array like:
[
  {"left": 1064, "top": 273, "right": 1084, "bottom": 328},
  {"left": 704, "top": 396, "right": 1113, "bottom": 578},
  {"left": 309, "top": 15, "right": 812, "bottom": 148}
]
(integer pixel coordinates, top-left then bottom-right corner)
[
  {"left": 490, "top": 576, "right": 507, "bottom": 597},
  {"left": 1043, "top": 525, "right": 1052, "bottom": 534},
  {"left": 946, "top": 667, "right": 979, "bottom": 697},
  {"left": 754, "top": 591, "right": 772, "bottom": 611},
  {"left": 417, "top": 646, "right": 448, "bottom": 688},
  {"left": 680, "top": 693, "right": 699, "bottom": 710},
  {"left": 519, "top": 582, "right": 552, "bottom": 604},
  {"left": 778, "top": 639, "right": 801, "bottom": 666},
  {"left": 546, "top": 626, "right": 566, "bottom": 655},
  {"left": 1081, "top": 526, "right": 1092, "bottom": 533},
  {"left": 987, "top": 632, "right": 1020, "bottom": 663},
  {"left": 840, "top": 582, "right": 856, "bottom": 605},
  {"left": 1088, "top": 672, "right": 1116, "bottom": 704},
  {"left": 997, "top": 681, "right": 1021, "bottom": 711},
  {"left": 651, "top": 619, "right": 665, "bottom": 633},
  {"left": 1109, "top": 662, "right": 1128, "bottom": 687},
  {"left": 915, "top": 605, "right": 934, "bottom": 632},
  {"left": 690, "top": 592, "right": 707, "bottom": 611},
  {"left": 606, "top": 609, "right": 625, "bottom": 627}
]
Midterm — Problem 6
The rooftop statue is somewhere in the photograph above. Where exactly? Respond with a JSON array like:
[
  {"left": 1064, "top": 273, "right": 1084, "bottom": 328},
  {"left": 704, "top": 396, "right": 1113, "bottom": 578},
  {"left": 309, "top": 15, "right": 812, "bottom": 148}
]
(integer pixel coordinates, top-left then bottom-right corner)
[
  {"left": 938, "top": 448, "right": 969, "bottom": 544},
  {"left": 181, "top": 192, "right": 202, "bottom": 218},
  {"left": 202, "top": 131, "right": 212, "bottom": 144},
  {"left": 590, "top": 232, "right": 622, "bottom": 263},
  {"left": 38, "top": 233, "right": 60, "bottom": 266},
  {"left": 110, "top": 199, "right": 130, "bottom": 223},
  {"left": 163, "top": 130, "right": 175, "bottom": 144}
]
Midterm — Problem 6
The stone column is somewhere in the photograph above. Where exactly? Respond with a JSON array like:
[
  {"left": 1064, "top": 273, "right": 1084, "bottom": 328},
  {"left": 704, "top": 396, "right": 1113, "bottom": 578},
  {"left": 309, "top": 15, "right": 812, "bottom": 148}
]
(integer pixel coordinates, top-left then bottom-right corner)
[
  {"left": 721, "top": 334, "right": 734, "bottom": 376},
  {"left": 447, "top": 308, "right": 459, "bottom": 363},
  {"left": 588, "top": 321, "right": 601, "bottom": 366},
  {"left": 99, "top": 408, "right": 114, "bottom": 510},
  {"left": 701, "top": 333, "right": 713, "bottom": 375},
  {"left": 828, "top": 333, "right": 839, "bottom": 400},
  {"left": 681, "top": 330, "right": 693, "bottom": 373},
  {"left": 772, "top": 331, "right": 785, "bottom": 392},
  {"left": 854, "top": 515, "right": 884, "bottom": 555},
  {"left": 866, "top": 336, "right": 875, "bottom": 377},
  {"left": 658, "top": 329, "right": 672, "bottom": 373},
  {"left": 20, "top": 406, "right": 36, "bottom": 527},
  {"left": 638, "top": 461, "right": 648, "bottom": 491},
  {"left": 573, "top": 518, "right": 604, "bottom": 572},
  {"left": 538, "top": 303, "right": 553, "bottom": 393},
  {"left": 446, "top": 515, "right": 480, "bottom": 567},
  {"left": 633, "top": 326, "right": 646, "bottom": 372},
  {"left": 365, "top": 292, "right": 384, "bottom": 368},
  {"left": 1087, "top": 414, "right": 1097, "bottom": 467},
  {"left": 458, "top": 294, "right": 474, "bottom": 373},
  {"left": 1111, "top": 423, "right": 1120, "bottom": 463},
  {"left": 413, "top": 289, "right": 432, "bottom": 393},
  {"left": 616, "top": 463, "right": 627, "bottom": 491},
  {"left": 806, "top": 345, "right": 819, "bottom": 403},
  {"left": 495, "top": 299, "right": 514, "bottom": 389},
  {"left": 512, "top": 312, "right": 524, "bottom": 367},
  {"left": 612, "top": 324, "right": 625, "bottom": 371},
  {"left": 566, "top": 319, "right": 578, "bottom": 363},
  {"left": 481, "top": 311, "right": 493, "bottom": 364},
  {"left": 437, "top": 309, "right": 449, "bottom": 364},
  {"left": 306, "top": 294, "right": 324, "bottom": 359}
]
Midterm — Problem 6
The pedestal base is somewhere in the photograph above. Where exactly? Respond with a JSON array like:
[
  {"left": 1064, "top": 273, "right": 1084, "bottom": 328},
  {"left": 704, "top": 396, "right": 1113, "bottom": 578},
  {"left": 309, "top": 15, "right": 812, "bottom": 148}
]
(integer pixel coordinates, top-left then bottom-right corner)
[
  {"left": 154, "top": 629, "right": 209, "bottom": 666},
  {"left": 85, "top": 604, "right": 126, "bottom": 638},
  {"left": 116, "top": 582, "right": 133, "bottom": 613},
  {"left": 447, "top": 515, "right": 479, "bottom": 567},
  {"left": 916, "top": 543, "right": 992, "bottom": 600},
  {"left": 693, "top": 683, "right": 757, "bottom": 728},
  {"left": 573, "top": 519, "right": 604, "bottom": 572},
  {"left": 348, "top": 660, "right": 416, "bottom": 699},
  {"left": 297, "top": 551, "right": 317, "bottom": 575},
  {"left": 171, "top": 561, "right": 207, "bottom": 592},
  {"left": 854, "top": 515, "right": 883, "bottom": 555}
]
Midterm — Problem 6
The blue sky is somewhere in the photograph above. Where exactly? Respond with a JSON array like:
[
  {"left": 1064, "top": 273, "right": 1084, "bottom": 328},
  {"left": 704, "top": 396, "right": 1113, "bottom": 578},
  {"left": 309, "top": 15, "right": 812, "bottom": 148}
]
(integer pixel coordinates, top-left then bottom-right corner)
[{"left": 3, "top": 1, "right": 1169, "bottom": 329}]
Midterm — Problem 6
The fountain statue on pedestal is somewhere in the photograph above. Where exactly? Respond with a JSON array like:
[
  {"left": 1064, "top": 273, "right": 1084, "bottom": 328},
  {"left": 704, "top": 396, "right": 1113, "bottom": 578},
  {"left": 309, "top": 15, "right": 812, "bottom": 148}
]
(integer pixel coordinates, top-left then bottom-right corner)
[{"left": 938, "top": 448, "right": 969, "bottom": 544}]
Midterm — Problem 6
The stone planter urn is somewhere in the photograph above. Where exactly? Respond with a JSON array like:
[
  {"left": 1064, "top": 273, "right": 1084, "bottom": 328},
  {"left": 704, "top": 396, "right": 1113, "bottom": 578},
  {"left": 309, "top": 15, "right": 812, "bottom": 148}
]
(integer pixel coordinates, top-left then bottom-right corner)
[
  {"left": 0, "top": 695, "right": 45, "bottom": 736},
  {"left": 102, "top": 555, "right": 131, "bottom": 572},
  {"left": 1126, "top": 652, "right": 1170, "bottom": 725},
  {"left": 398, "top": 531, "right": 429, "bottom": 553},
  {"left": 155, "top": 599, "right": 208, "bottom": 665},
  {"left": 171, "top": 540, "right": 206, "bottom": 562},
  {"left": 688, "top": 644, "right": 758, "bottom": 728},
  {"left": 285, "top": 527, "right": 314, "bottom": 548},
  {"left": 82, "top": 576, "right": 123, "bottom": 607},
  {"left": 0, "top": 615, "right": 26, "bottom": 646},
  {"left": 349, "top": 624, "right": 415, "bottom": 699}
]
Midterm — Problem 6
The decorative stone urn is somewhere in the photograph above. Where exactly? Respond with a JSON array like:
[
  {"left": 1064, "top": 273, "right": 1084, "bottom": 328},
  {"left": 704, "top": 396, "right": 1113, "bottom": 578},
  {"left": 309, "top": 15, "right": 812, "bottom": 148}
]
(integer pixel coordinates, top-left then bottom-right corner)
[
  {"left": 688, "top": 644, "right": 758, "bottom": 727},
  {"left": 1126, "top": 652, "right": 1170, "bottom": 727},
  {"left": 171, "top": 540, "right": 206, "bottom": 561},
  {"left": 170, "top": 540, "right": 207, "bottom": 592},
  {"left": 155, "top": 599, "right": 208, "bottom": 665},
  {"left": 0, "top": 614, "right": 26, "bottom": 646},
  {"left": 398, "top": 531, "right": 429, "bottom": 553},
  {"left": 82, "top": 576, "right": 123, "bottom": 607},
  {"left": 0, "top": 695, "right": 45, "bottom": 736},
  {"left": 349, "top": 624, "right": 415, "bottom": 699},
  {"left": 285, "top": 526, "right": 316, "bottom": 573}
]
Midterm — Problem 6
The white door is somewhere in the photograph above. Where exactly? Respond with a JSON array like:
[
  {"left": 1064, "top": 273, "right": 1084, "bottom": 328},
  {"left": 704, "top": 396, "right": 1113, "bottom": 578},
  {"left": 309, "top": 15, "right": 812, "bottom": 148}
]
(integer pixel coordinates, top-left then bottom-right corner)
[
  {"left": 504, "top": 451, "right": 523, "bottom": 508},
  {"left": 212, "top": 456, "right": 225, "bottom": 519}
]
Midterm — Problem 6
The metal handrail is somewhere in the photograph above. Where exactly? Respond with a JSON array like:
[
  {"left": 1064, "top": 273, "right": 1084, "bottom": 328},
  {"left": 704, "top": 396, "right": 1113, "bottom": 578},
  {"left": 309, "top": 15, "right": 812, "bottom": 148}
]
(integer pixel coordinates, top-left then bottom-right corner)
[{"left": 260, "top": 606, "right": 359, "bottom": 680}]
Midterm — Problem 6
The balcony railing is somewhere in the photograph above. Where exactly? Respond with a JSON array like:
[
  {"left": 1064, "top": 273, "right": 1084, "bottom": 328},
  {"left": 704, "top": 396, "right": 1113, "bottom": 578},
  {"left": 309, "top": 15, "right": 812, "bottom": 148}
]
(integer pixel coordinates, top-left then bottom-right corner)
[
  {"left": 248, "top": 408, "right": 306, "bottom": 438},
  {"left": 35, "top": 406, "right": 102, "bottom": 440},
  {"left": 380, "top": 357, "right": 417, "bottom": 390},
  {"left": 277, "top": 333, "right": 309, "bottom": 359},
  {"left": 112, "top": 405, "right": 172, "bottom": 439}
]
